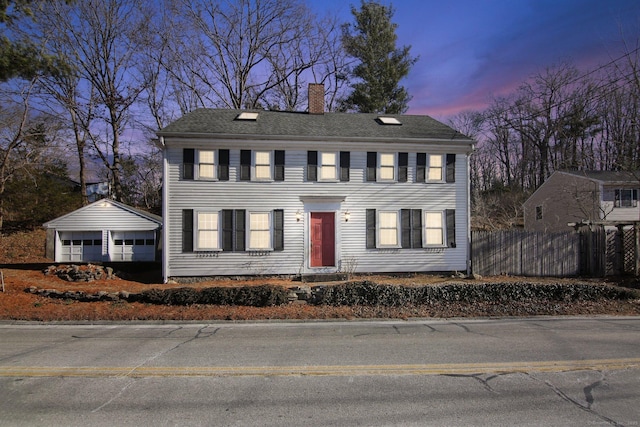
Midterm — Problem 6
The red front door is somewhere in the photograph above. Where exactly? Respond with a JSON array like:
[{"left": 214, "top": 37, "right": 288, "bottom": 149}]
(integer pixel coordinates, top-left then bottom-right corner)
[{"left": 310, "top": 212, "right": 335, "bottom": 267}]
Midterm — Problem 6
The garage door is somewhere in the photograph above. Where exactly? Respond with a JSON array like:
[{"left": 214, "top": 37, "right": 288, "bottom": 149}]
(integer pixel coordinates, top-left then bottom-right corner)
[
  {"left": 59, "top": 232, "right": 103, "bottom": 262},
  {"left": 111, "top": 231, "right": 156, "bottom": 261}
]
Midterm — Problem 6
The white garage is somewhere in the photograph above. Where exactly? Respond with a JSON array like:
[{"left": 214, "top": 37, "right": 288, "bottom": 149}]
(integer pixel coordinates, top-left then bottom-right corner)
[{"left": 44, "top": 199, "right": 162, "bottom": 263}]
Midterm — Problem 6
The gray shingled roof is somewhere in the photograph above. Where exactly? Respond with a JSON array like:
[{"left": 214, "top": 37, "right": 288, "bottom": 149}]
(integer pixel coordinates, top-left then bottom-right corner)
[
  {"left": 158, "top": 109, "right": 473, "bottom": 143},
  {"left": 559, "top": 170, "right": 640, "bottom": 184}
]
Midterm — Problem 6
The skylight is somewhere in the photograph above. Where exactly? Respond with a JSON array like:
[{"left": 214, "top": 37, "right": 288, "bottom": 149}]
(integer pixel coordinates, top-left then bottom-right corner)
[
  {"left": 236, "top": 112, "right": 259, "bottom": 121},
  {"left": 377, "top": 116, "right": 402, "bottom": 125}
]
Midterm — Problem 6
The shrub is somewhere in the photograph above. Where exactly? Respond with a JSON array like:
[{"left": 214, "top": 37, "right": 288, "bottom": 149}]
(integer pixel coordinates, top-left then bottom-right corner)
[
  {"left": 309, "top": 282, "right": 637, "bottom": 307},
  {"left": 134, "top": 285, "right": 288, "bottom": 307}
]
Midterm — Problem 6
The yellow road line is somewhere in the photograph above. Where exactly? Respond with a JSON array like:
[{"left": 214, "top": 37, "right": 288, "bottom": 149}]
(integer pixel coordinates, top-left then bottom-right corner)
[{"left": 0, "top": 358, "right": 639, "bottom": 378}]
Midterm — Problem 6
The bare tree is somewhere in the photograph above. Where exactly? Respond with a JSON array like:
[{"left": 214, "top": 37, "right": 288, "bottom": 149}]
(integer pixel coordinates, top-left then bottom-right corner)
[
  {"left": 597, "top": 40, "right": 640, "bottom": 171},
  {"left": 0, "top": 78, "right": 68, "bottom": 229},
  {"left": 32, "top": 0, "right": 151, "bottom": 203},
  {"left": 263, "top": 12, "right": 348, "bottom": 111},
  {"left": 32, "top": 61, "right": 98, "bottom": 206},
  {"left": 167, "top": 0, "right": 342, "bottom": 110},
  {"left": 0, "top": 79, "right": 36, "bottom": 229}
]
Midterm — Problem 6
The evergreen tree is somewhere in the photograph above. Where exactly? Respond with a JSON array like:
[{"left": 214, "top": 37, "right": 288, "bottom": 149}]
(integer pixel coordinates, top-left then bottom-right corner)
[
  {"left": 341, "top": 1, "right": 417, "bottom": 114},
  {"left": 0, "top": 0, "right": 69, "bottom": 81}
]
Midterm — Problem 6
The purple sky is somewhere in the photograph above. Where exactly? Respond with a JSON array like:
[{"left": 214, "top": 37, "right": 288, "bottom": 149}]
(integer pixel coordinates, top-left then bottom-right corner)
[{"left": 311, "top": 0, "right": 640, "bottom": 119}]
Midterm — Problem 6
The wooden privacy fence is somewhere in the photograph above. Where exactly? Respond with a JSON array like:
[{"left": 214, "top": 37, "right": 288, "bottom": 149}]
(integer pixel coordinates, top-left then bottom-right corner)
[
  {"left": 470, "top": 227, "right": 639, "bottom": 277},
  {"left": 472, "top": 230, "right": 581, "bottom": 277}
]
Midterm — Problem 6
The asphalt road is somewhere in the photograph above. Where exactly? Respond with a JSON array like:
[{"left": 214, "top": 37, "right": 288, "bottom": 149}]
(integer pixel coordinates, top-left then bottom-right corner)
[{"left": 0, "top": 317, "right": 639, "bottom": 426}]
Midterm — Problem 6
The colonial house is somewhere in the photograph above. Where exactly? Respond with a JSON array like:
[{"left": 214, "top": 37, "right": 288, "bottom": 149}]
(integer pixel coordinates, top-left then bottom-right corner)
[
  {"left": 43, "top": 199, "right": 162, "bottom": 263},
  {"left": 157, "top": 84, "right": 475, "bottom": 281},
  {"left": 523, "top": 170, "right": 640, "bottom": 232}
]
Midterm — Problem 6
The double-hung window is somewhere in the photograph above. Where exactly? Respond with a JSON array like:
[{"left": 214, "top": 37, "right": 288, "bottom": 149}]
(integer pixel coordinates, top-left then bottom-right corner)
[
  {"left": 366, "top": 208, "right": 456, "bottom": 249},
  {"left": 254, "top": 151, "right": 272, "bottom": 180},
  {"left": 379, "top": 153, "right": 396, "bottom": 181},
  {"left": 614, "top": 189, "right": 638, "bottom": 207},
  {"left": 308, "top": 151, "right": 349, "bottom": 181},
  {"left": 183, "top": 209, "right": 284, "bottom": 252},
  {"left": 249, "top": 212, "right": 271, "bottom": 250},
  {"left": 240, "top": 150, "right": 285, "bottom": 181},
  {"left": 366, "top": 152, "right": 406, "bottom": 182},
  {"left": 378, "top": 211, "right": 399, "bottom": 247},
  {"left": 196, "top": 212, "right": 220, "bottom": 250},
  {"left": 427, "top": 155, "right": 443, "bottom": 182},
  {"left": 183, "top": 148, "right": 229, "bottom": 180},
  {"left": 417, "top": 153, "right": 455, "bottom": 183},
  {"left": 320, "top": 152, "right": 337, "bottom": 180},
  {"left": 198, "top": 150, "right": 215, "bottom": 179},
  {"left": 424, "top": 212, "right": 444, "bottom": 245}
]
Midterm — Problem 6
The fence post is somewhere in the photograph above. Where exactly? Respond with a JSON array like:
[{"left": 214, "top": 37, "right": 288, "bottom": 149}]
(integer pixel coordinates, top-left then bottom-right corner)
[{"left": 635, "top": 223, "right": 640, "bottom": 277}]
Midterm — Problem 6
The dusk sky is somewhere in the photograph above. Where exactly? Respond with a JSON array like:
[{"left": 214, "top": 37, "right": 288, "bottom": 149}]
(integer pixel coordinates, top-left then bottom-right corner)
[{"left": 311, "top": 0, "right": 640, "bottom": 120}]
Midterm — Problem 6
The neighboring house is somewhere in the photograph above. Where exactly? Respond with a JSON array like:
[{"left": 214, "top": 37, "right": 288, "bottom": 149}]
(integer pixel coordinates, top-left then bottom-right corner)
[
  {"left": 523, "top": 170, "right": 640, "bottom": 232},
  {"left": 43, "top": 199, "right": 162, "bottom": 263},
  {"left": 156, "top": 84, "right": 475, "bottom": 281},
  {"left": 86, "top": 181, "right": 111, "bottom": 202}
]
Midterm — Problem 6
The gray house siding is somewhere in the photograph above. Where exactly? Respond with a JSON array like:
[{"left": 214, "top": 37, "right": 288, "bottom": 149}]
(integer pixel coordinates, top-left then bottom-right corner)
[
  {"left": 162, "top": 142, "right": 470, "bottom": 279},
  {"left": 524, "top": 172, "right": 601, "bottom": 232},
  {"left": 524, "top": 171, "right": 640, "bottom": 231}
]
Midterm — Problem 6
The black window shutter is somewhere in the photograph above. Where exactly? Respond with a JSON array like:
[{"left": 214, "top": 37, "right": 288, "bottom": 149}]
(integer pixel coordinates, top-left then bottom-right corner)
[
  {"left": 445, "top": 209, "right": 456, "bottom": 248},
  {"left": 411, "top": 209, "right": 422, "bottom": 248},
  {"left": 446, "top": 154, "right": 456, "bottom": 183},
  {"left": 240, "top": 150, "right": 251, "bottom": 181},
  {"left": 416, "top": 153, "right": 426, "bottom": 182},
  {"left": 274, "top": 150, "right": 285, "bottom": 181},
  {"left": 366, "top": 152, "right": 377, "bottom": 182},
  {"left": 235, "top": 209, "right": 246, "bottom": 251},
  {"left": 401, "top": 209, "right": 411, "bottom": 248},
  {"left": 398, "top": 152, "right": 408, "bottom": 182},
  {"left": 307, "top": 151, "right": 317, "bottom": 181},
  {"left": 340, "top": 151, "right": 350, "bottom": 182},
  {"left": 183, "top": 149, "right": 194, "bottom": 180},
  {"left": 366, "top": 209, "right": 376, "bottom": 249},
  {"left": 218, "top": 149, "right": 229, "bottom": 181},
  {"left": 273, "top": 209, "right": 284, "bottom": 251},
  {"left": 221, "top": 210, "right": 233, "bottom": 251},
  {"left": 182, "top": 209, "right": 193, "bottom": 252},
  {"left": 401, "top": 209, "right": 423, "bottom": 248}
]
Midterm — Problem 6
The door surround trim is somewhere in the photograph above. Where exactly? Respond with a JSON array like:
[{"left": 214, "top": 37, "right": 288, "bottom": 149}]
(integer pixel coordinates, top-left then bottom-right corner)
[{"left": 301, "top": 197, "right": 345, "bottom": 273}]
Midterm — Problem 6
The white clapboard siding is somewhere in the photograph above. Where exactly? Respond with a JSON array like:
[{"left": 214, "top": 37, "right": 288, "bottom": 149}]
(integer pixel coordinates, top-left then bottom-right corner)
[
  {"left": 164, "top": 143, "right": 470, "bottom": 278},
  {"left": 44, "top": 199, "right": 161, "bottom": 263},
  {"left": 45, "top": 202, "right": 160, "bottom": 231}
]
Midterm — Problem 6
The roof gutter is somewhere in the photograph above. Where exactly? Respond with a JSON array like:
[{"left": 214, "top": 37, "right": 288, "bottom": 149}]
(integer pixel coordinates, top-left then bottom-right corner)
[{"left": 156, "top": 132, "right": 474, "bottom": 146}]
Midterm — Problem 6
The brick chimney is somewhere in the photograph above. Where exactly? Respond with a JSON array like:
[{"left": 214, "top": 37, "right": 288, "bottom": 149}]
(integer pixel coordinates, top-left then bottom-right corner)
[{"left": 308, "top": 83, "right": 325, "bottom": 115}]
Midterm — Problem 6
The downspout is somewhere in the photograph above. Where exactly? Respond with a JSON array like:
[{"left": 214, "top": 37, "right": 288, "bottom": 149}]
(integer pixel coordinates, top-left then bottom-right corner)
[
  {"left": 467, "top": 144, "right": 475, "bottom": 275},
  {"left": 160, "top": 136, "right": 170, "bottom": 283}
]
